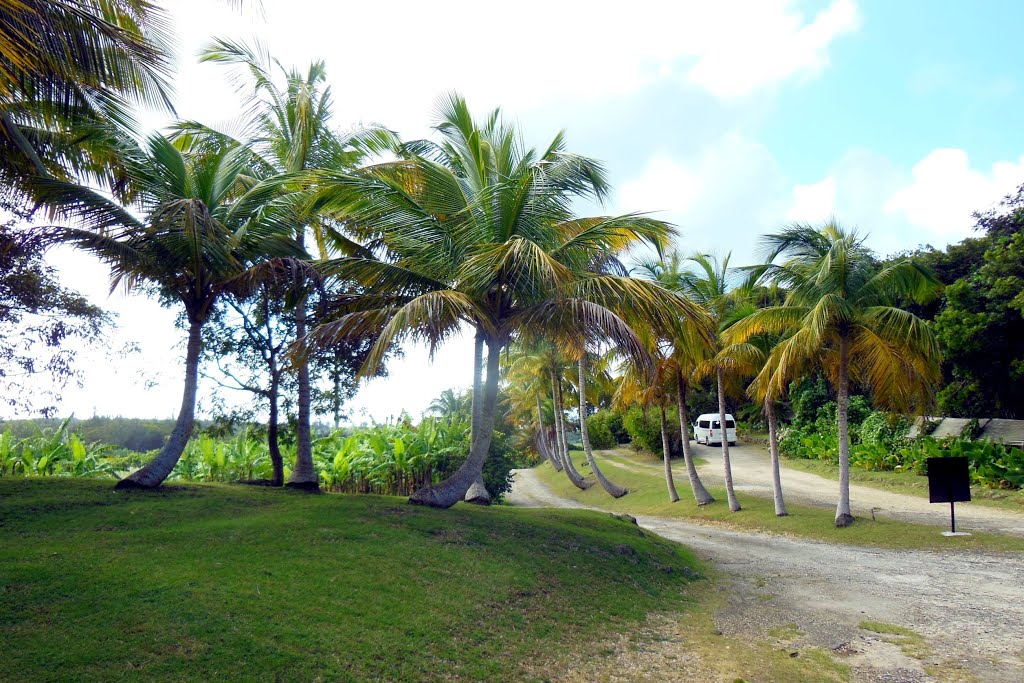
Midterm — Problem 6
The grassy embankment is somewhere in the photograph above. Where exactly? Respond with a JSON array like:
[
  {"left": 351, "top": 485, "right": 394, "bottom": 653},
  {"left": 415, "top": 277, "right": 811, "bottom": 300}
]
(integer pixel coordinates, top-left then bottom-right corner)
[
  {"left": 0, "top": 478, "right": 848, "bottom": 682},
  {"left": 538, "top": 449, "right": 1024, "bottom": 552}
]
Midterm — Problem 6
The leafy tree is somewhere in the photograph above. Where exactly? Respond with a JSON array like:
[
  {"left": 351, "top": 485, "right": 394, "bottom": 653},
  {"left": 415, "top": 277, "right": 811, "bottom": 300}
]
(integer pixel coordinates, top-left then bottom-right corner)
[
  {"left": 0, "top": 222, "right": 108, "bottom": 416},
  {"left": 927, "top": 187, "right": 1024, "bottom": 419},
  {"left": 37, "top": 133, "right": 303, "bottom": 488},
  {"left": 733, "top": 221, "right": 942, "bottom": 526}
]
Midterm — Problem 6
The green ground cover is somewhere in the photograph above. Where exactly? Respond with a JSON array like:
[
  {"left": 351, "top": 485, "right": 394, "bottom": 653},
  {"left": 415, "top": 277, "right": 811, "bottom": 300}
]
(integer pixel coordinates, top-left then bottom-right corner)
[
  {"left": 541, "top": 450, "right": 1024, "bottom": 552},
  {"left": 0, "top": 478, "right": 699, "bottom": 682}
]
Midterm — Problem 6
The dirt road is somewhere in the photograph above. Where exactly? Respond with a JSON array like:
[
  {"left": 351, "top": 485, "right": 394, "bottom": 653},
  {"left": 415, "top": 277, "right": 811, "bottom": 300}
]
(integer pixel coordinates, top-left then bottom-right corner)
[
  {"left": 604, "top": 442, "right": 1024, "bottom": 536},
  {"left": 508, "top": 467, "right": 1024, "bottom": 682}
]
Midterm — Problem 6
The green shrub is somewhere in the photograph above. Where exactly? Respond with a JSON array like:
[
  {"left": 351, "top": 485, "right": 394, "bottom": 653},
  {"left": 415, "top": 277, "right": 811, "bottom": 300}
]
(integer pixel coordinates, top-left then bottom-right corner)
[
  {"left": 585, "top": 412, "right": 617, "bottom": 450},
  {"left": 859, "top": 412, "right": 910, "bottom": 451},
  {"left": 623, "top": 406, "right": 680, "bottom": 457}
]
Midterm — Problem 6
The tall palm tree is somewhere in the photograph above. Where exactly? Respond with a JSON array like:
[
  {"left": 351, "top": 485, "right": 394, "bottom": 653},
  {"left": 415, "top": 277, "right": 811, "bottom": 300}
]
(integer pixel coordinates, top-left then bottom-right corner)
[
  {"left": 673, "top": 252, "right": 747, "bottom": 512},
  {"left": 578, "top": 350, "right": 627, "bottom": 497},
  {"left": 304, "top": 94, "right": 700, "bottom": 508},
  {"left": 718, "top": 328, "right": 788, "bottom": 516},
  {"left": 730, "top": 221, "right": 942, "bottom": 526},
  {"left": 635, "top": 253, "right": 715, "bottom": 505},
  {"left": 36, "top": 133, "right": 302, "bottom": 488},
  {"left": 615, "top": 340, "right": 683, "bottom": 503},
  {"left": 175, "top": 39, "right": 397, "bottom": 490}
]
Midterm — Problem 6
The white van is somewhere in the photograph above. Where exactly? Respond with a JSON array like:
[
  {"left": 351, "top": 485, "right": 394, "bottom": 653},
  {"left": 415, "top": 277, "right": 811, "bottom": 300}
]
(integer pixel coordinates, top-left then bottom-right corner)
[{"left": 693, "top": 413, "right": 737, "bottom": 446}]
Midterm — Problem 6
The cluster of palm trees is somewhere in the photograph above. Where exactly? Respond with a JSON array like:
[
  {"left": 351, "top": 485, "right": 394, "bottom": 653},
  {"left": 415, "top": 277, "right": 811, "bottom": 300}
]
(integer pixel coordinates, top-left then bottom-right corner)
[
  {"left": 503, "top": 233, "right": 942, "bottom": 528},
  {"left": 3, "top": 2, "right": 943, "bottom": 526}
]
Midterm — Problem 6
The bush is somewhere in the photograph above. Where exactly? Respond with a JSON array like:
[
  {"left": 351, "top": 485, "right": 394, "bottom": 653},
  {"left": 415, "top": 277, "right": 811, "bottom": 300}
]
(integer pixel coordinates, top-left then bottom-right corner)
[
  {"left": 859, "top": 412, "right": 910, "bottom": 451},
  {"left": 585, "top": 411, "right": 617, "bottom": 450},
  {"left": 622, "top": 406, "right": 680, "bottom": 457},
  {"left": 778, "top": 425, "right": 837, "bottom": 461}
]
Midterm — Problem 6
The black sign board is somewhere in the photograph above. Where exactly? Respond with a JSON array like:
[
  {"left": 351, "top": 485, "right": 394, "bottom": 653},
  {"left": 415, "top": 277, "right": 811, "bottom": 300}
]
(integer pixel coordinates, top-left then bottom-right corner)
[
  {"left": 927, "top": 457, "right": 971, "bottom": 503},
  {"left": 927, "top": 457, "right": 971, "bottom": 534}
]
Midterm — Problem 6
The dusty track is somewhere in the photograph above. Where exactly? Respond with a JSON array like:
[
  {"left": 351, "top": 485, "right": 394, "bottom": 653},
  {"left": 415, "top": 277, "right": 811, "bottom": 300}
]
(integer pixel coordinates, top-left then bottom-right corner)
[{"left": 509, "top": 467, "right": 1024, "bottom": 682}]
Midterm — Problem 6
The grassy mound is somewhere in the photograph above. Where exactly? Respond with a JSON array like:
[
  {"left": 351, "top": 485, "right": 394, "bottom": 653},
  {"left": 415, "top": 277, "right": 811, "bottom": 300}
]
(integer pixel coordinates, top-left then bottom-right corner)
[{"left": 0, "top": 479, "right": 698, "bottom": 682}]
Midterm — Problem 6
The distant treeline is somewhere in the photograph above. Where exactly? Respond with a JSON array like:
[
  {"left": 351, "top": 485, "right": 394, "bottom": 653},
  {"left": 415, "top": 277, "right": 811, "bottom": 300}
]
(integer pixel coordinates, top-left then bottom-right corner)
[{"left": 0, "top": 417, "right": 180, "bottom": 452}]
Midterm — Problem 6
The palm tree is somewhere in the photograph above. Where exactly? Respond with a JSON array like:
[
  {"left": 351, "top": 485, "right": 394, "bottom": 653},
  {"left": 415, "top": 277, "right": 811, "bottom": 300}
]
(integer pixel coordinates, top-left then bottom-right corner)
[
  {"left": 615, "top": 341, "right": 683, "bottom": 503},
  {"left": 730, "top": 221, "right": 942, "bottom": 526},
  {"left": 578, "top": 350, "right": 627, "bottom": 497},
  {"left": 635, "top": 253, "right": 715, "bottom": 505},
  {"left": 428, "top": 388, "right": 471, "bottom": 419},
  {"left": 175, "top": 39, "right": 397, "bottom": 490},
  {"left": 674, "top": 252, "right": 747, "bottom": 512},
  {"left": 0, "top": 0, "right": 174, "bottom": 205},
  {"left": 304, "top": 94, "right": 700, "bottom": 508},
  {"left": 36, "top": 133, "right": 302, "bottom": 488}
]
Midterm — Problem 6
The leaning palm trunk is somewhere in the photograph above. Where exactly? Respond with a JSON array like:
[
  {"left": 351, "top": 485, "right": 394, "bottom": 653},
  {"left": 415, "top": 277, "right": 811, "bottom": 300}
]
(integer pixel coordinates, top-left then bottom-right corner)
[
  {"left": 287, "top": 267, "right": 318, "bottom": 491},
  {"left": 578, "top": 357, "right": 626, "bottom": 497},
  {"left": 676, "top": 371, "right": 714, "bottom": 505},
  {"left": 835, "top": 335, "right": 854, "bottom": 527},
  {"left": 552, "top": 368, "right": 590, "bottom": 490},
  {"left": 659, "top": 404, "right": 680, "bottom": 502},
  {"left": 116, "top": 319, "right": 203, "bottom": 489},
  {"left": 410, "top": 335, "right": 502, "bottom": 508},
  {"left": 536, "top": 393, "right": 562, "bottom": 471},
  {"left": 717, "top": 366, "right": 741, "bottom": 511},
  {"left": 465, "top": 332, "right": 491, "bottom": 505},
  {"left": 765, "top": 401, "right": 787, "bottom": 516}
]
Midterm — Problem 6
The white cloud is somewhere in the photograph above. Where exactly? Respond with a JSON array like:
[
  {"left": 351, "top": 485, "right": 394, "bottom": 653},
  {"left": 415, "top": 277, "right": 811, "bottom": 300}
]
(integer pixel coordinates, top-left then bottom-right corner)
[
  {"left": 616, "top": 133, "right": 789, "bottom": 263},
  {"left": 884, "top": 149, "right": 1024, "bottom": 242},
  {"left": 161, "top": 0, "right": 862, "bottom": 141},
  {"left": 686, "top": 0, "right": 861, "bottom": 98},
  {"left": 787, "top": 177, "right": 836, "bottom": 222}
]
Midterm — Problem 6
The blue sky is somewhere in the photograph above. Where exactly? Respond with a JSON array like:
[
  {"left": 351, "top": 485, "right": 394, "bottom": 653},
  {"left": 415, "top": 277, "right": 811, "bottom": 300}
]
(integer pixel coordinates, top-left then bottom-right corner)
[{"left": 24, "top": 0, "right": 1024, "bottom": 422}]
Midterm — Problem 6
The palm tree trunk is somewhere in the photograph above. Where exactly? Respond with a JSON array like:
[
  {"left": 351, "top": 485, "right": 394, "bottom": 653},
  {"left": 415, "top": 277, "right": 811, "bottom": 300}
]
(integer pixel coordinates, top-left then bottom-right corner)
[
  {"left": 536, "top": 393, "right": 562, "bottom": 471},
  {"left": 409, "top": 334, "right": 501, "bottom": 508},
  {"left": 287, "top": 232, "right": 318, "bottom": 491},
  {"left": 660, "top": 404, "right": 680, "bottom": 502},
  {"left": 717, "top": 367, "right": 741, "bottom": 512},
  {"left": 268, "top": 375, "right": 284, "bottom": 486},
  {"left": 766, "top": 401, "right": 787, "bottom": 516},
  {"left": 465, "top": 331, "right": 491, "bottom": 505},
  {"left": 676, "top": 370, "right": 714, "bottom": 505},
  {"left": 579, "top": 356, "right": 626, "bottom": 497},
  {"left": 835, "top": 334, "right": 854, "bottom": 527},
  {"left": 115, "top": 318, "right": 203, "bottom": 489},
  {"left": 553, "top": 367, "right": 590, "bottom": 490}
]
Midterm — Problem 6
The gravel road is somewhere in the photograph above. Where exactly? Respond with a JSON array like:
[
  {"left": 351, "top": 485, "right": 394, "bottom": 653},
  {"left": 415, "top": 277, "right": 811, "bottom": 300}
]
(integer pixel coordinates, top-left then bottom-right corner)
[{"left": 508, "top": 467, "right": 1024, "bottom": 682}]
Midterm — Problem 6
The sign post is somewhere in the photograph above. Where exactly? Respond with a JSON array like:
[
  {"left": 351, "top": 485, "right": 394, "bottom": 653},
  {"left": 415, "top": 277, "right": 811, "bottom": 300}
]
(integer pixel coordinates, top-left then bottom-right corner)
[{"left": 926, "top": 457, "right": 972, "bottom": 537}]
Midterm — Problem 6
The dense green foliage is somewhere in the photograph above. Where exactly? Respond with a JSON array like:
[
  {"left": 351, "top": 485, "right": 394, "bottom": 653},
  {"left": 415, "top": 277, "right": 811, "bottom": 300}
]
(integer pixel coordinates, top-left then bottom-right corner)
[
  {"left": 0, "top": 415, "right": 529, "bottom": 501},
  {"left": 585, "top": 410, "right": 621, "bottom": 449},
  {"left": 0, "top": 478, "right": 699, "bottom": 682},
  {"left": 778, "top": 407, "right": 1024, "bottom": 490},
  {"left": 898, "top": 185, "right": 1024, "bottom": 418},
  {"left": 622, "top": 405, "right": 681, "bottom": 457}
]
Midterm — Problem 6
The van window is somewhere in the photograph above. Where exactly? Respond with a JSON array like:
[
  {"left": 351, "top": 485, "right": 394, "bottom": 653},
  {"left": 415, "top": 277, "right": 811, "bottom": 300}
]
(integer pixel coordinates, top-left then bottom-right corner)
[
  {"left": 725, "top": 419, "right": 736, "bottom": 428},
  {"left": 712, "top": 420, "right": 721, "bottom": 429},
  {"left": 698, "top": 420, "right": 710, "bottom": 429}
]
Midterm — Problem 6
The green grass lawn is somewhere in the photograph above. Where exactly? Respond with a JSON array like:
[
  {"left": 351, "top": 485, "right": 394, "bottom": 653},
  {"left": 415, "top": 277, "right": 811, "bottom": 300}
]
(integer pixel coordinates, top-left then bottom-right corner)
[
  {"left": 546, "top": 450, "right": 1024, "bottom": 552},
  {"left": 780, "top": 456, "right": 1024, "bottom": 512},
  {"left": 0, "top": 478, "right": 702, "bottom": 682}
]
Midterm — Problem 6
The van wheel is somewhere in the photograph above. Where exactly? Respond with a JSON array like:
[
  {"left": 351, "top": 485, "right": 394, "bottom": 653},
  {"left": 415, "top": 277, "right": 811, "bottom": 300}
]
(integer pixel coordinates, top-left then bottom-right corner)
[{"left": 729, "top": 441, "right": 736, "bottom": 447}]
